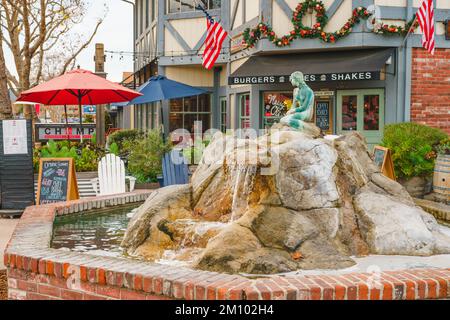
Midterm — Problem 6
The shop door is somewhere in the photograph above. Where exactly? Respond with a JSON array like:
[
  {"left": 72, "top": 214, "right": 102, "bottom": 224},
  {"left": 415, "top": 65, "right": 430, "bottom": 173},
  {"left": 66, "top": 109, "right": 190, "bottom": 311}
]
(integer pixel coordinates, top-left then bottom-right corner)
[{"left": 337, "top": 89, "right": 385, "bottom": 148}]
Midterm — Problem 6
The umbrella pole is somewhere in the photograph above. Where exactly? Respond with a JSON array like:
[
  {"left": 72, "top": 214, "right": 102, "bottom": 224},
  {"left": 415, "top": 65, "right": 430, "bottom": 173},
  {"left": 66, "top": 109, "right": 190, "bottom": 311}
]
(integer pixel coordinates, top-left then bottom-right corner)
[
  {"left": 64, "top": 104, "right": 69, "bottom": 140},
  {"left": 78, "top": 95, "right": 83, "bottom": 143},
  {"left": 160, "top": 101, "right": 165, "bottom": 142}
]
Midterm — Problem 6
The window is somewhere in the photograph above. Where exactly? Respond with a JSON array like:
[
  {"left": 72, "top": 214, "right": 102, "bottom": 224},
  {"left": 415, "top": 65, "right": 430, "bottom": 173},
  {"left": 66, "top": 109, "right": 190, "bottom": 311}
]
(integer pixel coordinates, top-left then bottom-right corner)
[
  {"left": 220, "top": 97, "right": 227, "bottom": 132},
  {"left": 262, "top": 92, "right": 293, "bottom": 128},
  {"left": 145, "top": 0, "right": 149, "bottom": 28},
  {"left": 341, "top": 95, "right": 358, "bottom": 131},
  {"left": 238, "top": 94, "right": 250, "bottom": 129},
  {"left": 364, "top": 95, "right": 380, "bottom": 131},
  {"left": 151, "top": 0, "right": 156, "bottom": 22},
  {"left": 168, "top": 0, "right": 221, "bottom": 13},
  {"left": 139, "top": 0, "right": 144, "bottom": 34},
  {"left": 169, "top": 94, "right": 212, "bottom": 134}
]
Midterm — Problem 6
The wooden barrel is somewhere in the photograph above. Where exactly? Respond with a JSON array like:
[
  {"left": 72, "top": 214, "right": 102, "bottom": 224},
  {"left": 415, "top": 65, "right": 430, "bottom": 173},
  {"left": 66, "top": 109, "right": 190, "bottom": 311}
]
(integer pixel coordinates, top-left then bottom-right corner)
[{"left": 433, "top": 154, "right": 450, "bottom": 197}]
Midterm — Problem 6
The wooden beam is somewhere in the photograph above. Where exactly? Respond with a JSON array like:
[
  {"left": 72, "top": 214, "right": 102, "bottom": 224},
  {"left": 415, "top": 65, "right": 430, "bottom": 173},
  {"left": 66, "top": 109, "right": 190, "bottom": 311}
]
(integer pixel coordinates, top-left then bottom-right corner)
[{"left": 164, "top": 20, "right": 193, "bottom": 53}]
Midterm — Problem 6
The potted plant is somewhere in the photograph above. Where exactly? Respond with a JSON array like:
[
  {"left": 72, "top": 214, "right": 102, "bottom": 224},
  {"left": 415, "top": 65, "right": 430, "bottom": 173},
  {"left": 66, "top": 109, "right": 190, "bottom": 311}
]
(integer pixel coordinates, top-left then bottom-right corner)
[
  {"left": 382, "top": 123, "right": 448, "bottom": 198},
  {"left": 433, "top": 138, "right": 450, "bottom": 197}
]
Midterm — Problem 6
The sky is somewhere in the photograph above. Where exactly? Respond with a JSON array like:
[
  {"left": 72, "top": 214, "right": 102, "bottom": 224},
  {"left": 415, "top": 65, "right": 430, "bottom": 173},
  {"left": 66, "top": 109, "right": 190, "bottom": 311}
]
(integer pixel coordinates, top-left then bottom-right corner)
[
  {"left": 3, "top": 0, "right": 134, "bottom": 84},
  {"left": 75, "top": 0, "right": 134, "bottom": 82}
]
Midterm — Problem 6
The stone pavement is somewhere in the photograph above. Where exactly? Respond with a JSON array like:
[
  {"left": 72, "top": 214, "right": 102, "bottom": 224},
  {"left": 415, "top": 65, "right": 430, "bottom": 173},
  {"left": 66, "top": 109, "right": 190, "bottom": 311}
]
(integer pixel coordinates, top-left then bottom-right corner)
[{"left": 0, "top": 218, "right": 18, "bottom": 270}]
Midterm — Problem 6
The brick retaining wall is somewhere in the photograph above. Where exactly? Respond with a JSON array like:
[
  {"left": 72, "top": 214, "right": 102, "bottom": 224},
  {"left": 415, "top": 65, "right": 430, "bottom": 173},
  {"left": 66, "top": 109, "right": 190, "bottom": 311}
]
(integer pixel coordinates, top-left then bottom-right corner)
[{"left": 4, "top": 191, "right": 450, "bottom": 300}]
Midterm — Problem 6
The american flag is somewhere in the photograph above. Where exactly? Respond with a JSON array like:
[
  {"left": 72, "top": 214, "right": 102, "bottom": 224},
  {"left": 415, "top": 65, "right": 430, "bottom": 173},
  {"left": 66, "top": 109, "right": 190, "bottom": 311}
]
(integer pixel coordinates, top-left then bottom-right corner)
[
  {"left": 416, "top": 0, "right": 435, "bottom": 55},
  {"left": 197, "top": 6, "right": 228, "bottom": 70}
]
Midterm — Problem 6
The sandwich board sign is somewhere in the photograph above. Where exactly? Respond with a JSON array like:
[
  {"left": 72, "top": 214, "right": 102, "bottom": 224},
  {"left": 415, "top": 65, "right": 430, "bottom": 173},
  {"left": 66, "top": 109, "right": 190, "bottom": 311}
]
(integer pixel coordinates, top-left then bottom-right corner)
[
  {"left": 373, "top": 146, "right": 396, "bottom": 181},
  {"left": 36, "top": 158, "right": 79, "bottom": 205}
]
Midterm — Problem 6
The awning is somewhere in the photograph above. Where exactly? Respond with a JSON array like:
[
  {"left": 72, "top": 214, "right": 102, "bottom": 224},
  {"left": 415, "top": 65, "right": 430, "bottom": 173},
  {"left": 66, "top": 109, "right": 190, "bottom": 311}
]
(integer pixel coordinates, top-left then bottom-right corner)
[{"left": 229, "top": 48, "right": 394, "bottom": 85}]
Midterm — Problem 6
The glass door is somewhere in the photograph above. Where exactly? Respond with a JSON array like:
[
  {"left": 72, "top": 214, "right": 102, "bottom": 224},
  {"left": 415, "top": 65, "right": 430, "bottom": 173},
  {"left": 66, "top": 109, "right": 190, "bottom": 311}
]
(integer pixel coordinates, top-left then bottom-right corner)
[{"left": 337, "top": 89, "right": 385, "bottom": 148}]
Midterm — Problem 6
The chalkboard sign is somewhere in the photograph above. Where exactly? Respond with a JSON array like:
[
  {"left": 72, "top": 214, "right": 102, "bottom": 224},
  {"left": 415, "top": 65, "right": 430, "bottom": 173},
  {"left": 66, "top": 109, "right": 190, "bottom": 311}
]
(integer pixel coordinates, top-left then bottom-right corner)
[
  {"left": 37, "top": 158, "right": 79, "bottom": 205},
  {"left": 315, "top": 101, "right": 332, "bottom": 133},
  {"left": 373, "top": 146, "right": 396, "bottom": 181}
]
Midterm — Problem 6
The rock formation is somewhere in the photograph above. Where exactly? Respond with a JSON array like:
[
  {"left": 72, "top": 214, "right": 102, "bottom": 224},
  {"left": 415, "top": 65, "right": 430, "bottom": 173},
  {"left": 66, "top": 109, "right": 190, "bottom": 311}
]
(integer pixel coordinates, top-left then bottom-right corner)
[{"left": 122, "top": 127, "right": 450, "bottom": 274}]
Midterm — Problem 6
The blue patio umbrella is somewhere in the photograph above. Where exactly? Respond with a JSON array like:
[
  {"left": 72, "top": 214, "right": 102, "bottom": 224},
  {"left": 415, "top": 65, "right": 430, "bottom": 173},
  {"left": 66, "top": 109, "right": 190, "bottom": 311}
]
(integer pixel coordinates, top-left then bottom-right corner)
[
  {"left": 129, "top": 75, "right": 208, "bottom": 106},
  {"left": 128, "top": 75, "right": 209, "bottom": 134}
]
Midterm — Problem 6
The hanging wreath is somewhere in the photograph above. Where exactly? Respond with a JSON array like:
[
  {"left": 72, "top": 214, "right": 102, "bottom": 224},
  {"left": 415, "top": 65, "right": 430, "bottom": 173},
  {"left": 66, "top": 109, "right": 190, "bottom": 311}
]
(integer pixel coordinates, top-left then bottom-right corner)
[{"left": 243, "top": 0, "right": 418, "bottom": 48}]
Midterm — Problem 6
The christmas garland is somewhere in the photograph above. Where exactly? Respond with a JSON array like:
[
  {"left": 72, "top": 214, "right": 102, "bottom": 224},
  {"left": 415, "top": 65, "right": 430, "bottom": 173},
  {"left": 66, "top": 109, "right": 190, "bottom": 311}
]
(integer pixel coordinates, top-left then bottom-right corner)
[{"left": 243, "top": 0, "right": 418, "bottom": 48}]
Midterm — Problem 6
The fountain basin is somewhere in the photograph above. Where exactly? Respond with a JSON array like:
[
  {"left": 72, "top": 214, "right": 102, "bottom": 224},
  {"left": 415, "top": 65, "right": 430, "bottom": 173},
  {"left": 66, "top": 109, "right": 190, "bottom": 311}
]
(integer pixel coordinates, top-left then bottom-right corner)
[{"left": 4, "top": 191, "right": 450, "bottom": 300}]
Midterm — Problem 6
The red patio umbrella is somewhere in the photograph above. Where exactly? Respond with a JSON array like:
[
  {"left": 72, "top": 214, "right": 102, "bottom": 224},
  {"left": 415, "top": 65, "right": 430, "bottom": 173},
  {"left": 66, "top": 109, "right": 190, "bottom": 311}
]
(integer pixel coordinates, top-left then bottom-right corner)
[{"left": 16, "top": 68, "right": 141, "bottom": 141}]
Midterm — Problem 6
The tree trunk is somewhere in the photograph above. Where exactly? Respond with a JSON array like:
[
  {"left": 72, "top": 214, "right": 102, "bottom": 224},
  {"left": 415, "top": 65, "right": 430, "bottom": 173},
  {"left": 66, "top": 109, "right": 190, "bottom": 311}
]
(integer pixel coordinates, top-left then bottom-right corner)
[{"left": 0, "top": 27, "right": 12, "bottom": 120}]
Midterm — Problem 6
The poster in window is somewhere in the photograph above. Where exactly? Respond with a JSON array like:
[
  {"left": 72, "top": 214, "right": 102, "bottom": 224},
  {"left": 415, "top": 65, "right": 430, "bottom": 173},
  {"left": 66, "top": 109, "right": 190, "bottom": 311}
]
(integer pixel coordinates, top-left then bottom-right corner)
[
  {"left": 314, "top": 100, "right": 333, "bottom": 134},
  {"left": 263, "top": 92, "right": 293, "bottom": 128},
  {"left": 2, "top": 119, "right": 28, "bottom": 155}
]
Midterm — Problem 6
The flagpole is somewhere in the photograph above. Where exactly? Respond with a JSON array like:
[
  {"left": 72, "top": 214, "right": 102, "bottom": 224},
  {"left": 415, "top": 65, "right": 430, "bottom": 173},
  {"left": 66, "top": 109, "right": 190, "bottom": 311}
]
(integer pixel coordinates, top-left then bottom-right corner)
[
  {"left": 401, "top": 15, "right": 418, "bottom": 50},
  {"left": 194, "top": 1, "right": 252, "bottom": 59}
]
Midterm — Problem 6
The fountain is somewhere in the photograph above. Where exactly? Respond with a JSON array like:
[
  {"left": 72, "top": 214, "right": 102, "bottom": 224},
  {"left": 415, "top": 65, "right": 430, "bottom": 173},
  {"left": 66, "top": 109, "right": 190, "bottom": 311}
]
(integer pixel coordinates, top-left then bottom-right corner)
[{"left": 121, "top": 72, "right": 450, "bottom": 275}]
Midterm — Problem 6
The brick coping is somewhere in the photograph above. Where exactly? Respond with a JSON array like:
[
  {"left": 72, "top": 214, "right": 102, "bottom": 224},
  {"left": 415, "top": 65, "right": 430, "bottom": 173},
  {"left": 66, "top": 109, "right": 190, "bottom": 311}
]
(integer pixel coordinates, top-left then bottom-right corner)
[{"left": 3, "top": 191, "right": 450, "bottom": 300}]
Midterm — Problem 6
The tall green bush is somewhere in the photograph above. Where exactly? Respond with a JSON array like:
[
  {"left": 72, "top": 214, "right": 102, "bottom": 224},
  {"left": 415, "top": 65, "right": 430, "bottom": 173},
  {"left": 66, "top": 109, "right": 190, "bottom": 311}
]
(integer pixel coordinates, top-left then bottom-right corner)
[
  {"left": 382, "top": 123, "right": 448, "bottom": 179},
  {"left": 125, "top": 129, "right": 172, "bottom": 183},
  {"left": 107, "top": 129, "right": 144, "bottom": 152},
  {"left": 34, "top": 140, "right": 105, "bottom": 172}
]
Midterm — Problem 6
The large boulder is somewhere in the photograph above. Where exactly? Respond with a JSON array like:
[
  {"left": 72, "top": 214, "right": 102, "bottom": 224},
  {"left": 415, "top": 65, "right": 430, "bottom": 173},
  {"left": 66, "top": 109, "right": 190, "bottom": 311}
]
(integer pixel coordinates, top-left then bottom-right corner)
[{"left": 121, "top": 129, "right": 450, "bottom": 274}]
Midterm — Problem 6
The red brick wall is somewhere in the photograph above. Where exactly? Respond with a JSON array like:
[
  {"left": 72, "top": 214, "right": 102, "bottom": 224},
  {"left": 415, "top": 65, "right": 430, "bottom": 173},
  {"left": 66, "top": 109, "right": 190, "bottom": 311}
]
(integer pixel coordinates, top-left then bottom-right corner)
[{"left": 411, "top": 48, "right": 450, "bottom": 134}]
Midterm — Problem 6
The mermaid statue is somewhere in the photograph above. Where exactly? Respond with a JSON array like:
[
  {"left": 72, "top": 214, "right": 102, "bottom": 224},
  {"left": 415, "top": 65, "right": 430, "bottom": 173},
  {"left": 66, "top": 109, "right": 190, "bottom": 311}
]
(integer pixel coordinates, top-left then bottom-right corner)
[{"left": 280, "top": 71, "right": 315, "bottom": 131}]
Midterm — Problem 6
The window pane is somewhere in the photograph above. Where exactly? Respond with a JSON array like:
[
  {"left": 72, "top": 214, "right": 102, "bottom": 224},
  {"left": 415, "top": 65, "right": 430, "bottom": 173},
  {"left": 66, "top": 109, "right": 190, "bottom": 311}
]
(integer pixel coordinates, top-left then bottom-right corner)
[
  {"left": 210, "top": 0, "right": 221, "bottom": 9},
  {"left": 241, "top": 95, "right": 250, "bottom": 117},
  {"left": 168, "top": 0, "right": 179, "bottom": 13},
  {"left": 220, "top": 98, "right": 227, "bottom": 132},
  {"left": 169, "top": 113, "right": 183, "bottom": 132},
  {"left": 198, "top": 94, "right": 210, "bottom": 113},
  {"left": 184, "top": 96, "right": 198, "bottom": 113},
  {"left": 364, "top": 95, "right": 380, "bottom": 131},
  {"left": 170, "top": 98, "right": 183, "bottom": 113},
  {"left": 183, "top": 113, "right": 197, "bottom": 133},
  {"left": 145, "top": 0, "right": 149, "bottom": 28},
  {"left": 180, "top": 0, "right": 194, "bottom": 12},
  {"left": 341, "top": 95, "right": 357, "bottom": 131},
  {"left": 197, "top": 113, "right": 211, "bottom": 133}
]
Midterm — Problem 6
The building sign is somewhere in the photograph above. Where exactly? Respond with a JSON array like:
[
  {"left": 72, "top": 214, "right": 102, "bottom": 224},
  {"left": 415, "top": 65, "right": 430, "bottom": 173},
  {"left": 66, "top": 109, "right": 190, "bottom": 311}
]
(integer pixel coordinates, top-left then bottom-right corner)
[
  {"left": 315, "top": 91, "right": 334, "bottom": 97},
  {"left": 2, "top": 120, "right": 28, "bottom": 155},
  {"left": 35, "top": 124, "right": 96, "bottom": 142},
  {"left": 229, "top": 71, "right": 381, "bottom": 85}
]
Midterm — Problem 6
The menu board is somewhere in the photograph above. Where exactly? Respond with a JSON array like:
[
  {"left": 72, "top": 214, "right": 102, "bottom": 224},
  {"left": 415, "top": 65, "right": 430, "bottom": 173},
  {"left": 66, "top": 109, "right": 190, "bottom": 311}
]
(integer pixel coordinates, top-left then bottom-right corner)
[
  {"left": 315, "top": 101, "right": 332, "bottom": 133},
  {"left": 37, "top": 158, "right": 79, "bottom": 205}
]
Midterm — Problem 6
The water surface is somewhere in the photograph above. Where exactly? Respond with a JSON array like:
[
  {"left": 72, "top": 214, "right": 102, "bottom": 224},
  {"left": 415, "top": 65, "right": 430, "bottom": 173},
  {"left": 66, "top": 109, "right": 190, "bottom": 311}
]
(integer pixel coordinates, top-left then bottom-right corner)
[{"left": 52, "top": 205, "right": 139, "bottom": 257}]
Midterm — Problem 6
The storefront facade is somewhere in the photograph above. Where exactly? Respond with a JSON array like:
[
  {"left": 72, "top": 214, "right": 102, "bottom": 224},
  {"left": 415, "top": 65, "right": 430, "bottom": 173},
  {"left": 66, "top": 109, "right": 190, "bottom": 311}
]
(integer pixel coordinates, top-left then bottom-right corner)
[{"left": 128, "top": 0, "right": 450, "bottom": 144}]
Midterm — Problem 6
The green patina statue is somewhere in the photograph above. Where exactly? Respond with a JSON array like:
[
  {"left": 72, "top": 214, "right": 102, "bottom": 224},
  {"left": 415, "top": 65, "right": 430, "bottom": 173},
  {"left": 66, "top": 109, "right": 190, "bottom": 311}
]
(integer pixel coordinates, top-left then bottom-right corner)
[{"left": 280, "top": 71, "right": 314, "bottom": 130}]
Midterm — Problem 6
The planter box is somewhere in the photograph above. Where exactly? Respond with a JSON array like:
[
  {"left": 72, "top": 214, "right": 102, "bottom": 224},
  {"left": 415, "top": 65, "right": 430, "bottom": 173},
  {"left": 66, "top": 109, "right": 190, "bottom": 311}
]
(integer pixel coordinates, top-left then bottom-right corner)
[
  {"left": 398, "top": 176, "right": 433, "bottom": 198},
  {"left": 135, "top": 182, "right": 160, "bottom": 190}
]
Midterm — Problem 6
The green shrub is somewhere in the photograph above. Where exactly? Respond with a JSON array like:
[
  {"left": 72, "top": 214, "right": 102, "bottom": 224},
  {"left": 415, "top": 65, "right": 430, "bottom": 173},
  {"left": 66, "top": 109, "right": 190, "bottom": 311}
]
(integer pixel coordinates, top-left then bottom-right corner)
[
  {"left": 75, "top": 147, "right": 101, "bottom": 172},
  {"left": 34, "top": 140, "right": 105, "bottom": 172},
  {"left": 436, "top": 138, "right": 450, "bottom": 155},
  {"left": 382, "top": 123, "right": 448, "bottom": 179},
  {"left": 125, "top": 129, "right": 172, "bottom": 183},
  {"left": 107, "top": 129, "right": 144, "bottom": 152},
  {"left": 109, "top": 142, "right": 120, "bottom": 156}
]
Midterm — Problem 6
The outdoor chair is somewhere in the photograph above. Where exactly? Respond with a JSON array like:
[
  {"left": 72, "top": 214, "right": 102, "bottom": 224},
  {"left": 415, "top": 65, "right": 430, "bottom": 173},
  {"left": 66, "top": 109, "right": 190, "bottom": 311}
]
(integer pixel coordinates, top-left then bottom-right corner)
[
  {"left": 158, "top": 150, "right": 190, "bottom": 187},
  {"left": 91, "top": 154, "right": 136, "bottom": 196}
]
